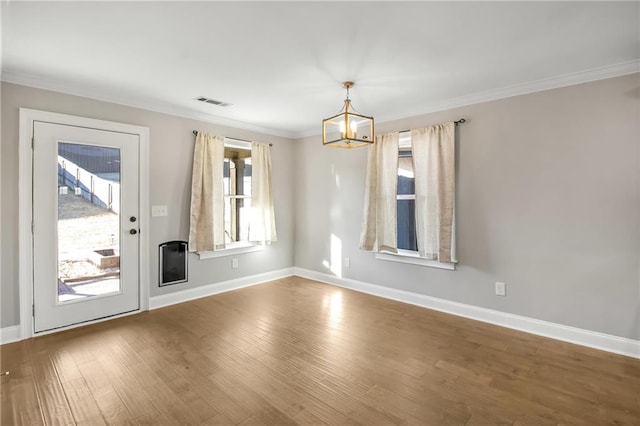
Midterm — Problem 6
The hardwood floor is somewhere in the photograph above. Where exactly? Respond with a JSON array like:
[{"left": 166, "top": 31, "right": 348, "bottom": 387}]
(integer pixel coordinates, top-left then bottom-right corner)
[{"left": 2, "top": 276, "right": 639, "bottom": 425}]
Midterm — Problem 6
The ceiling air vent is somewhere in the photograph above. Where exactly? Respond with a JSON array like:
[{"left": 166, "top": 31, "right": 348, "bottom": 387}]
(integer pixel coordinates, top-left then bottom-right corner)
[{"left": 195, "top": 96, "right": 232, "bottom": 107}]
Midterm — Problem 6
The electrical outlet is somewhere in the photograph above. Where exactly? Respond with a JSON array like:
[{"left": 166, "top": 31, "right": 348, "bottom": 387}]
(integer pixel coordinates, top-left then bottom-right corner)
[
  {"left": 152, "top": 205, "right": 168, "bottom": 217},
  {"left": 495, "top": 282, "right": 506, "bottom": 296},
  {"left": 344, "top": 257, "right": 350, "bottom": 268},
  {"left": 232, "top": 258, "right": 238, "bottom": 269}
]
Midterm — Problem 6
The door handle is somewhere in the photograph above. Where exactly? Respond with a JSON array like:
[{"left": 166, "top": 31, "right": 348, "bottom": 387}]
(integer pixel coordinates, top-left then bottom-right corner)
[{"left": 130, "top": 229, "right": 138, "bottom": 235}]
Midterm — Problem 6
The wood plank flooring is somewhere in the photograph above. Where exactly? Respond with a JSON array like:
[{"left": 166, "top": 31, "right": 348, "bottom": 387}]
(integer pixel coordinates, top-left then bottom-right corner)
[{"left": 2, "top": 276, "right": 639, "bottom": 425}]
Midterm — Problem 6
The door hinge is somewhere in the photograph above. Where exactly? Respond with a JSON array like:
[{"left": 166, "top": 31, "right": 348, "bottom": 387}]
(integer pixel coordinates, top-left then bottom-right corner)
[
  {"left": 31, "top": 136, "right": 34, "bottom": 150},
  {"left": 32, "top": 304, "right": 35, "bottom": 317},
  {"left": 31, "top": 220, "right": 34, "bottom": 234}
]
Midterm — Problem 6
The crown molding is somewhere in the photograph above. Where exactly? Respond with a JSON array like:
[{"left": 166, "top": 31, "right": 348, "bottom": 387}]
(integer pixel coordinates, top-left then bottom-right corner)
[
  {"left": 293, "top": 59, "right": 640, "bottom": 139},
  {"left": 1, "top": 70, "right": 297, "bottom": 139},
  {"left": 3, "top": 59, "right": 638, "bottom": 141}
]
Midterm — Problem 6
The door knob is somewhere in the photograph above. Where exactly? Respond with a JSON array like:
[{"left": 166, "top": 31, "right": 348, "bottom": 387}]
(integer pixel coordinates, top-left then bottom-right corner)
[
  {"left": 130, "top": 229, "right": 138, "bottom": 235},
  {"left": 130, "top": 216, "right": 137, "bottom": 222}
]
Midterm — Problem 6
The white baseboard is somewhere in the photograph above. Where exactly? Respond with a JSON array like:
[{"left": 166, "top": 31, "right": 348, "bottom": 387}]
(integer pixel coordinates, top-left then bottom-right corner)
[
  {"left": 1, "top": 268, "right": 294, "bottom": 345},
  {"left": 293, "top": 267, "right": 640, "bottom": 359},
  {"left": 150, "top": 267, "right": 295, "bottom": 310},
  {"left": 6, "top": 266, "right": 638, "bottom": 359},
  {"left": 0, "top": 325, "right": 21, "bottom": 345}
]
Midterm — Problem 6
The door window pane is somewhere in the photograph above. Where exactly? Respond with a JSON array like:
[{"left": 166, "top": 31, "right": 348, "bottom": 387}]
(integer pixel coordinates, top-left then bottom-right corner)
[{"left": 57, "top": 142, "right": 121, "bottom": 302}]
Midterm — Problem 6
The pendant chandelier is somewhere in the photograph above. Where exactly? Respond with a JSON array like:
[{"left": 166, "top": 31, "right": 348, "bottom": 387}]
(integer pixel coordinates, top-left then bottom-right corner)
[{"left": 322, "top": 81, "right": 374, "bottom": 148}]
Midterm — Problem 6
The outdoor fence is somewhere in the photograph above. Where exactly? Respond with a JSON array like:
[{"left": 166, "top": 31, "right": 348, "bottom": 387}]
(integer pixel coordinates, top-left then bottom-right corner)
[{"left": 58, "top": 156, "right": 120, "bottom": 214}]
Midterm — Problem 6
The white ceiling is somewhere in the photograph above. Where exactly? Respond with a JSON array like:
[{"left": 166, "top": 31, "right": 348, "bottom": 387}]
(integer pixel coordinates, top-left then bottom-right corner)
[{"left": 2, "top": 1, "right": 639, "bottom": 138}]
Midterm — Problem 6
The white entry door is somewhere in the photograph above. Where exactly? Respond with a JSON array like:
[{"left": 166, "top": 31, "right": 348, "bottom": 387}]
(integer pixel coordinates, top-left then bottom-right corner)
[{"left": 33, "top": 121, "right": 140, "bottom": 332}]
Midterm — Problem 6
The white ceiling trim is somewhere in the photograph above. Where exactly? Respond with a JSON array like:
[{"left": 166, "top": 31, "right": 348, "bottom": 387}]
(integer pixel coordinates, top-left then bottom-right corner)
[
  {"left": 0, "top": 70, "right": 297, "bottom": 139},
  {"left": 296, "top": 59, "right": 640, "bottom": 138},
  {"left": 3, "top": 59, "right": 638, "bottom": 141}
]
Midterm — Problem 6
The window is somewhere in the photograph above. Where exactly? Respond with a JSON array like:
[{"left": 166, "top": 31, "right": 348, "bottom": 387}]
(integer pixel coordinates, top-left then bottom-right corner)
[
  {"left": 190, "top": 133, "right": 276, "bottom": 259},
  {"left": 223, "top": 142, "right": 252, "bottom": 245},
  {"left": 397, "top": 136, "right": 417, "bottom": 252},
  {"left": 375, "top": 133, "right": 456, "bottom": 270},
  {"left": 197, "top": 138, "right": 264, "bottom": 260}
]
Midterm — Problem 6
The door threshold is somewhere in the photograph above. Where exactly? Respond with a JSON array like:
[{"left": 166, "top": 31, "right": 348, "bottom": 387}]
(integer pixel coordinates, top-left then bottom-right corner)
[{"left": 33, "top": 308, "right": 142, "bottom": 338}]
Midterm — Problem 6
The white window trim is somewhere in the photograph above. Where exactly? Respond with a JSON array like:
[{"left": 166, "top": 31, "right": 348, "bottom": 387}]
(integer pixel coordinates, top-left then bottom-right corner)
[
  {"left": 376, "top": 249, "right": 456, "bottom": 270},
  {"left": 198, "top": 241, "right": 264, "bottom": 260},
  {"left": 225, "top": 138, "right": 251, "bottom": 150},
  {"left": 397, "top": 194, "right": 415, "bottom": 200}
]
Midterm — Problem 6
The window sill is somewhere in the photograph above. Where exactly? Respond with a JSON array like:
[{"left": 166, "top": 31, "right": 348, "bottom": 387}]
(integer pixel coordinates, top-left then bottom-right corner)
[
  {"left": 197, "top": 242, "right": 264, "bottom": 260},
  {"left": 376, "top": 250, "right": 456, "bottom": 270}
]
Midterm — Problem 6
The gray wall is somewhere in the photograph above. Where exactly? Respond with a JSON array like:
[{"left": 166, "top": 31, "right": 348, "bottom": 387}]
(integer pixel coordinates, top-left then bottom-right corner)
[
  {"left": 294, "top": 73, "right": 640, "bottom": 340},
  {"left": 2, "top": 75, "right": 639, "bottom": 341},
  {"left": 1, "top": 82, "right": 295, "bottom": 328}
]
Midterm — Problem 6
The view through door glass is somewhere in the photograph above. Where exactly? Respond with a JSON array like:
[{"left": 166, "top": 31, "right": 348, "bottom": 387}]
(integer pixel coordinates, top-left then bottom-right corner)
[{"left": 57, "top": 142, "right": 122, "bottom": 302}]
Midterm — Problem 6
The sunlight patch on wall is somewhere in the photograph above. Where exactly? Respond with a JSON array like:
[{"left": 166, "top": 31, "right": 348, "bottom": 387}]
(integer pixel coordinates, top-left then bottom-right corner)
[
  {"left": 330, "top": 233, "right": 342, "bottom": 278},
  {"left": 321, "top": 233, "right": 343, "bottom": 278}
]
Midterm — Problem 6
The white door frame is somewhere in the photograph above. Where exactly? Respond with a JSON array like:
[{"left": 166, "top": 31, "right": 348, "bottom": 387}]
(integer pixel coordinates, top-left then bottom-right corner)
[{"left": 18, "top": 108, "right": 150, "bottom": 339}]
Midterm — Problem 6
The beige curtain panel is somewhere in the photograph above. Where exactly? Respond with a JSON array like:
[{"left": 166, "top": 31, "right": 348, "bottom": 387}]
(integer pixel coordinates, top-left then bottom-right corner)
[
  {"left": 411, "top": 122, "right": 456, "bottom": 263},
  {"left": 249, "top": 142, "right": 277, "bottom": 244},
  {"left": 188, "top": 132, "right": 226, "bottom": 252},
  {"left": 359, "top": 132, "right": 399, "bottom": 252}
]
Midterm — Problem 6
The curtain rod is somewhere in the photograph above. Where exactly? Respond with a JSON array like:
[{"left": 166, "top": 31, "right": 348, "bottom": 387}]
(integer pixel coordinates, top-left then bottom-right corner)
[
  {"left": 192, "top": 130, "right": 272, "bottom": 146},
  {"left": 194, "top": 118, "right": 464, "bottom": 142},
  {"left": 399, "top": 118, "right": 466, "bottom": 134}
]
